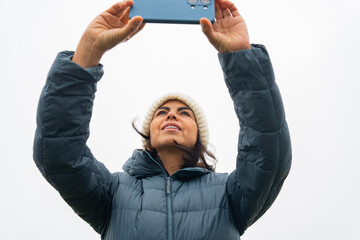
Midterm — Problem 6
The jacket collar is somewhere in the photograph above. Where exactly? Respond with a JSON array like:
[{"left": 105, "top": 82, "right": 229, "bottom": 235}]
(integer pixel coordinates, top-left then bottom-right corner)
[{"left": 122, "top": 149, "right": 210, "bottom": 180}]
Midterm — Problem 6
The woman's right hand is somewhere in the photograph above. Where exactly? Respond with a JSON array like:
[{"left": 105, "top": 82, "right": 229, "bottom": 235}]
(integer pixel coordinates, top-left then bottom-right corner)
[{"left": 73, "top": 0, "right": 145, "bottom": 68}]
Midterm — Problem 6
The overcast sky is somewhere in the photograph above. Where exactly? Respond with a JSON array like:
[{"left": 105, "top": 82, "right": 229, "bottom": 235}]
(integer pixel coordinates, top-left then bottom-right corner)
[{"left": 1, "top": 0, "right": 360, "bottom": 239}]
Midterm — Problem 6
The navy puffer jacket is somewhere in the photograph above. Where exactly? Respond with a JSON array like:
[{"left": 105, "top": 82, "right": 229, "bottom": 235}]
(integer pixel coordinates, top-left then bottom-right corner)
[{"left": 33, "top": 44, "right": 291, "bottom": 240}]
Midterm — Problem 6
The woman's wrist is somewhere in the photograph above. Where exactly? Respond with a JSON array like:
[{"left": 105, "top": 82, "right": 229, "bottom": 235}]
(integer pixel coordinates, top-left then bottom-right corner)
[
  {"left": 72, "top": 36, "right": 105, "bottom": 68},
  {"left": 220, "top": 41, "right": 251, "bottom": 54}
]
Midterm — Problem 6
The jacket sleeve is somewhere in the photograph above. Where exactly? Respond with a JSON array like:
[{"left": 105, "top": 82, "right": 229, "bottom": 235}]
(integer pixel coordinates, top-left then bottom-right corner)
[
  {"left": 219, "top": 44, "right": 292, "bottom": 235},
  {"left": 33, "top": 51, "right": 118, "bottom": 237}
]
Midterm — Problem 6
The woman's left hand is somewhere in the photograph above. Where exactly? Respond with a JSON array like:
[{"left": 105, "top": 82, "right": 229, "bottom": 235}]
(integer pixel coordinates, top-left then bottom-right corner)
[{"left": 200, "top": 0, "right": 251, "bottom": 53}]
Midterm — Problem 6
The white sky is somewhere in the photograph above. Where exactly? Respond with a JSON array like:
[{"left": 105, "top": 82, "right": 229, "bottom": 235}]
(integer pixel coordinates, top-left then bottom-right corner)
[{"left": 1, "top": 0, "right": 360, "bottom": 239}]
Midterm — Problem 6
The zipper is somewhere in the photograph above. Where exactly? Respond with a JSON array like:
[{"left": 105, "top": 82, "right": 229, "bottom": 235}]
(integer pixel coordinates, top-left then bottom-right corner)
[
  {"left": 166, "top": 177, "right": 173, "bottom": 240},
  {"left": 143, "top": 152, "right": 174, "bottom": 240},
  {"left": 142, "top": 151, "right": 208, "bottom": 240}
]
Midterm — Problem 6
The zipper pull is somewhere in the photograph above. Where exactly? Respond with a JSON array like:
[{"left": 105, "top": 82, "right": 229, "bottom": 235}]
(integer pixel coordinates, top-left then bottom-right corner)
[{"left": 166, "top": 177, "right": 171, "bottom": 194}]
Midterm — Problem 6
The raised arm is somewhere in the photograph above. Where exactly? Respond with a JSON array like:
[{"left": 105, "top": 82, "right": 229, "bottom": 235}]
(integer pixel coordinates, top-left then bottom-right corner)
[
  {"left": 220, "top": 45, "right": 291, "bottom": 234},
  {"left": 201, "top": 0, "right": 292, "bottom": 235},
  {"left": 33, "top": 1, "right": 145, "bottom": 237}
]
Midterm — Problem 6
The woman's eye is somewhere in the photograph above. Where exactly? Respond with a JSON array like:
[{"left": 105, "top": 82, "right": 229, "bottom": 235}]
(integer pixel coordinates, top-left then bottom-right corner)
[
  {"left": 180, "top": 111, "right": 190, "bottom": 116},
  {"left": 156, "top": 110, "right": 167, "bottom": 116}
]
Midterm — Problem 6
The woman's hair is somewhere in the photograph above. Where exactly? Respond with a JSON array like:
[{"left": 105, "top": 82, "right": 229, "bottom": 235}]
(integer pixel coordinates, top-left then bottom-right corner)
[{"left": 132, "top": 121, "right": 217, "bottom": 171}]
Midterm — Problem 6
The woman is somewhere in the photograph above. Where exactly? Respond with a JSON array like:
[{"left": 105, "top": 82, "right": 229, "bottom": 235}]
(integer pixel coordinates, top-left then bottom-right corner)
[{"left": 33, "top": 0, "right": 292, "bottom": 239}]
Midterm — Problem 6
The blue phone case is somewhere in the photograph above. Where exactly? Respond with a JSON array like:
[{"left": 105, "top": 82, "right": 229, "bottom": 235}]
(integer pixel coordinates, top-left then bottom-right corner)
[{"left": 129, "top": 0, "right": 215, "bottom": 24}]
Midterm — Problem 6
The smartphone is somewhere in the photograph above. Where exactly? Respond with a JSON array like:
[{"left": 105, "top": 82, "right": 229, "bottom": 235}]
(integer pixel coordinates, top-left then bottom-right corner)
[{"left": 129, "top": 0, "right": 215, "bottom": 24}]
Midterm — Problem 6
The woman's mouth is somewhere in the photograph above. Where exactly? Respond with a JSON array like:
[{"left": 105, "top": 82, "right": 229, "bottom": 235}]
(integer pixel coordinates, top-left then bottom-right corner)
[{"left": 162, "top": 123, "right": 181, "bottom": 131}]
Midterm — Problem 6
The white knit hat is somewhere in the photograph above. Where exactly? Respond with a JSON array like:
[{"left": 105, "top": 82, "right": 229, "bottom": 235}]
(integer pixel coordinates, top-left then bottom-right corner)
[{"left": 141, "top": 93, "right": 209, "bottom": 148}]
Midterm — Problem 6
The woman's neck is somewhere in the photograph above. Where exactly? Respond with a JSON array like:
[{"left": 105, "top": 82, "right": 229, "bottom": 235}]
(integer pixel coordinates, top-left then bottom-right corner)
[{"left": 157, "top": 148, "right": 184, "bottom": 176}]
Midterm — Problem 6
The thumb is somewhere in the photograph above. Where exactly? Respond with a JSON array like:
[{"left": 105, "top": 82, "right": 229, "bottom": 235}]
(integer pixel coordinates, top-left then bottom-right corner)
[
  {"left": 119, "top": 16, "right": 143, "bottom": 40},
  {"left": 200, "top": 18, "right": 223, "bottom": 52},
  {"left": 200, "top": 18, "right": 215, "bottom": 40}
]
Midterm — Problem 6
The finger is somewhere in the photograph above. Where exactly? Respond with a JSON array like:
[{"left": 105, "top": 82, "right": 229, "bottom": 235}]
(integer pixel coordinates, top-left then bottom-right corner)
[
  {"left": 214, "top": 0, "right": 224, "bottom": 20},
  {"left": 119, "top": 5, "right": 132, "bottom": 23},
  {"left": 106, "top": 0, "right": 133, "bottom": 17},
  {"left": 222, "top": 0, "right": 241, "bottom": 17},
  {"left": 222, "top": 8, "right": 232, "bottom": 18}
]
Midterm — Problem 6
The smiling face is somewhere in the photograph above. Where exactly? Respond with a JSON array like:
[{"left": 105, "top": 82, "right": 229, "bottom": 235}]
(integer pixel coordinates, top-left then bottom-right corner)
[{"left": 149, "top": 100, "right": 198, "bottom": 151}]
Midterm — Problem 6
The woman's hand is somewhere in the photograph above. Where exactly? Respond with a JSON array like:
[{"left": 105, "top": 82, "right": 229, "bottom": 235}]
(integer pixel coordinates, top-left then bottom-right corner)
[
  {"left": 200, "top": 0, "right": 251, "bottom": 53},
  {"left": 73, "top": 0, "right": 145, "bottom": 68}
]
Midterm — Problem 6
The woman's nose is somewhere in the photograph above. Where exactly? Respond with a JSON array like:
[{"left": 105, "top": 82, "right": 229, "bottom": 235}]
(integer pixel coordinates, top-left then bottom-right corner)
[{"left": 167, "top": 112, "right": 177, "bottom": 120}]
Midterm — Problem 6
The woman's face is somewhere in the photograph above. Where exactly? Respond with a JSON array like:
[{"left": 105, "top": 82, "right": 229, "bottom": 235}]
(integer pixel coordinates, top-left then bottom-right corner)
[{"left": 149, "top": 100, "right": 198, "bottom": 151}]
